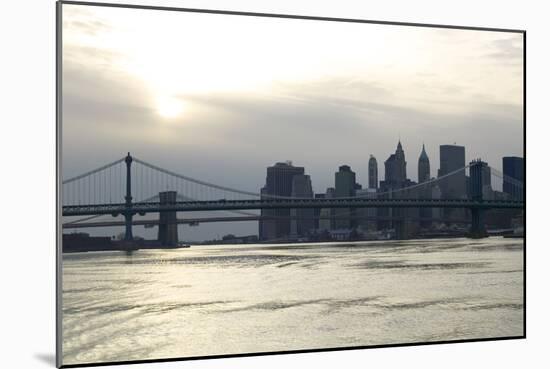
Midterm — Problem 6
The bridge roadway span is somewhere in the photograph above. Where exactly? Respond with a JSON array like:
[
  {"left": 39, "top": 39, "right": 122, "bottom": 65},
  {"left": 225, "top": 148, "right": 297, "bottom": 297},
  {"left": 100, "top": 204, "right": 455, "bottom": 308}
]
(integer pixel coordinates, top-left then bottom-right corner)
[
  {"left": 63, "top": 215, "right": 474, "bottom": 229},
  {"left": 62, "top": 198, "right": 524, "bottom": 217}
]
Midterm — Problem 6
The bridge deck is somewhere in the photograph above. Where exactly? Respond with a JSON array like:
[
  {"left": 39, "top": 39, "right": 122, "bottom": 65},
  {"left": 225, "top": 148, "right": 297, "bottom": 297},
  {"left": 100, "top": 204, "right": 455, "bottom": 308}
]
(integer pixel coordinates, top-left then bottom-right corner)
[{"left": 62, "top": 198, "right": 524, "bottom": 217}]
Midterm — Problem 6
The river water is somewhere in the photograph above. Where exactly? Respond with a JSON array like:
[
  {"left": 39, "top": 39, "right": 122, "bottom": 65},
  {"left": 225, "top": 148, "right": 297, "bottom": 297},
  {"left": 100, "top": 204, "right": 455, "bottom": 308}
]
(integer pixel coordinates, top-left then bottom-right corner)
[{"left": 62, "top": 237, "right": 524, "bottom": 365}]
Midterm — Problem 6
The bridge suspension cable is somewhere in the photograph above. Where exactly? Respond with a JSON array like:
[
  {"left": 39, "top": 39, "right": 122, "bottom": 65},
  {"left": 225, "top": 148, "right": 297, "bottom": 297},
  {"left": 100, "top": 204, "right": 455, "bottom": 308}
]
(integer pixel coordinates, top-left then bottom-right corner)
[
  {"left": 489, "top": 167, "right": 524, "bottom": 188},
  {"left": 62, "top": 157, "right": 125, "bottom": 184},
  {"left": 133, "top": 157, "right": 263, "bottom": 198},
  {"left": 61, "top": 154, "right": 524, "bottom": 209}
]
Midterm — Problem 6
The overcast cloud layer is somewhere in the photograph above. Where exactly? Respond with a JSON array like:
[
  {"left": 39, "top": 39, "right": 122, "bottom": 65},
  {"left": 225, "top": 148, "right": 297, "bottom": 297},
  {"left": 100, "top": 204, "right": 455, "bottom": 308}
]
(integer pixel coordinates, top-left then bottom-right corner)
[{"left": 61, "top": 4, "right": 523, "bottom": 240}]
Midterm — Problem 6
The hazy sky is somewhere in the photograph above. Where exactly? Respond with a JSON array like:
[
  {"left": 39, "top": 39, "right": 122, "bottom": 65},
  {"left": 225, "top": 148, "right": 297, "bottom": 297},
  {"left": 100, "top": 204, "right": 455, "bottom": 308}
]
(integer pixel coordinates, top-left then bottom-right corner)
[{"left": 61, "top": 4, "right": 523, "bottom": 240}]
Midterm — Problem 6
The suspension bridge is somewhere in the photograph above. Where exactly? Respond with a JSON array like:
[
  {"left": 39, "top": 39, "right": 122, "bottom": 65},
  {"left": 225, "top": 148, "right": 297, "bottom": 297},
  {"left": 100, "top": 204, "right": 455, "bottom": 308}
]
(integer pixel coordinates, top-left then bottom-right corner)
[{"left": 62, "top": 153, "right": 524, "bottom": 244}]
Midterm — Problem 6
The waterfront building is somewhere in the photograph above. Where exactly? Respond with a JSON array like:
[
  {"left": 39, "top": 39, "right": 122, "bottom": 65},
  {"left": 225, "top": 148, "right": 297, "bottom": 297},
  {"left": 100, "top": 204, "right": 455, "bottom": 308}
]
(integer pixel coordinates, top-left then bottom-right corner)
[
  {"left": 438, "top": 144, "right": 466, "bottom": 199},
  {"left": 356, "top": 188, "right": 378, "bottom": 232},
  {"left": 503, "top": 156, "right": 524, "bottom": 200},
  {"left": 438, "top": 144, "right": 467, "bottom": 222},
  {"left": 313, "top": 193, "right": 325, "bottom": 230},
  {"left": 259, "top": 161, "right": 305, "bottom": 241},
  {"left": 334, "top": 165, "right": 357, "bottom": 230},
  {"left": 290, "top": 174, "right": 315, "bottom": 237},
  {"left": 318, "top": 187, "right": 335, "bottom": 231}
]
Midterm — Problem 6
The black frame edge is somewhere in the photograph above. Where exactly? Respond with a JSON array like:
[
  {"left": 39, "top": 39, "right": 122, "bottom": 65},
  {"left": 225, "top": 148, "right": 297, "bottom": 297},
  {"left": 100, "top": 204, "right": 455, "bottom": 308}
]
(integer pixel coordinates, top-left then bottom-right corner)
[{"left": 58, "top": 0, "right": 525, "bottom": 34}]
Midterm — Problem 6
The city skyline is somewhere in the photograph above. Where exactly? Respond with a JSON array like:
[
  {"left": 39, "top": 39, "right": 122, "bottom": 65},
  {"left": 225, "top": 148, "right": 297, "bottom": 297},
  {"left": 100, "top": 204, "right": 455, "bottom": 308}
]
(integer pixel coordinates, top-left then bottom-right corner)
[
  {"left": 62, "top": 139, "right": 523, "bottom": 243},
  {"left": 62, "top": 5, "right": 523, "bottom": 242}
]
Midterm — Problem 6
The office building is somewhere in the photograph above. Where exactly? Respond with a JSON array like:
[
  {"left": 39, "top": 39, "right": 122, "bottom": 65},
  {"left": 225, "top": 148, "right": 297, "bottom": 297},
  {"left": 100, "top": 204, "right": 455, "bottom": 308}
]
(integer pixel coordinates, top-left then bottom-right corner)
[
  {"left": 418, "top": 144, "right": 430, "bottom": 183},
  {"left": 259, "top": 161, "right": 305, "bottom": 240},
  {"left": 368, "top": 155, "right": 378, "bottom": 189},
  {"left": 334, "top": 165, "right": 357, "bottom": 229},
  {"left": 438, "top": 144, "right": 466, "bottom": 199},
  {"left": 290, "top": 174, "right": 315, "bottom": 237},
  {"left": 503, "top": 156, "right": 524, "bottom": 200}
]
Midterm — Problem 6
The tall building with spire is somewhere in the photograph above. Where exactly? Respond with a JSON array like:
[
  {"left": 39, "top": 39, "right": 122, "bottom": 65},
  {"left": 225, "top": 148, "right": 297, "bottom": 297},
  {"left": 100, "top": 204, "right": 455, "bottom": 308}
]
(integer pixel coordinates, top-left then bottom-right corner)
[
  {"left": 383, "top": 140, "right": 407, "bottom": 187},
  {"left": 368, "top": 155, "right": 378, "bottom": 189},
  {"left": 418, "top": 144, "right": 430, "bottom": 183}
]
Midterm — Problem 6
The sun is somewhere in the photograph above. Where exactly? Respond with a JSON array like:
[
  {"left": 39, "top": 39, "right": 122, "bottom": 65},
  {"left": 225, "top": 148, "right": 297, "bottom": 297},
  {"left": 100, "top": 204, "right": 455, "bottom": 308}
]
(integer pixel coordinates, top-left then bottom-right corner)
[{"left": 156, "top": 96, "right": 184, "bottom": 119}]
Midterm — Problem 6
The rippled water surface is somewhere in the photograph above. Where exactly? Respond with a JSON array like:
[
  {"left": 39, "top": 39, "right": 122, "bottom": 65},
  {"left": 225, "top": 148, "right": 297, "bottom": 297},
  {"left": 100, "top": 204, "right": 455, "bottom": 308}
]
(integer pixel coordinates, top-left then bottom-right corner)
[{"left": 62, "top": 237, "right": 524, "bottom": 365}]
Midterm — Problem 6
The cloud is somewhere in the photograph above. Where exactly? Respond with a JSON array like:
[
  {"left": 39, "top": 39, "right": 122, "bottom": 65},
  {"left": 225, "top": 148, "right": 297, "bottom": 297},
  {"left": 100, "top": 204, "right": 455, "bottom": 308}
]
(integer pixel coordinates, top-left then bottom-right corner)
[{"left": 486, "top": 36, "right": 523, "bottom": 65}]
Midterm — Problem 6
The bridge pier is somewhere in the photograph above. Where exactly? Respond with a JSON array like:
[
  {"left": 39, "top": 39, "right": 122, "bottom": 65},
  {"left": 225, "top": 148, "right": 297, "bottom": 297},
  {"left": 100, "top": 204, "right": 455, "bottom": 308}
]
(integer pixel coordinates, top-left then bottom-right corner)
[
  {"left": 124, "top": 212, "right": 133, "bottom": 241},
  {"left": 158, "top": 191, "right": 178, "bottom": 246},
  {"left": 124, "top": 153, "right": 134, "bottom": 241}
]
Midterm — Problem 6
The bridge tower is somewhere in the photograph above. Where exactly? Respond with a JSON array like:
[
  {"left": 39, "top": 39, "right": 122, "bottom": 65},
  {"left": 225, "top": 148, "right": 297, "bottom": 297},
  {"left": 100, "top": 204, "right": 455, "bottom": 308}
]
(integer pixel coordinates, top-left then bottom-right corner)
[
  {"left": 124, "top": 152, "right": 134, "bottom": 241},
  {"left": 158, "top": 191, "right": 178, "bottom": 246},
  {"left": 469, "top": 159, "right": 488, "bottom": 238}
]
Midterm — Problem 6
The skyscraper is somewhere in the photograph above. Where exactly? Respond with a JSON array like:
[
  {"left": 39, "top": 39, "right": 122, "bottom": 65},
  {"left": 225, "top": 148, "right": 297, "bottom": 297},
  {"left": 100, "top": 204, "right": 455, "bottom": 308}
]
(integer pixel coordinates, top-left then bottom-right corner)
[
  {"left": 368, "top": 155, "right": 378, "bottom": 189},
  {"left": 417, "top": 144, "right": 432, "bottom": 228},
  {"left": 418, "top": 144, "right": 430, "bottom": 183},
  {"left": 438, "top": 144, "right": 466, "bottom": 199},
  {"left": 503, "top": 156, "right": 524, "bottom": 200},
  {"left": 383, "top": 140, "right": 407, "bottom": 188},
  {"left": 438, "top": 144, "right": 467, "bottom": 222},
  {"left": 334, "top": 165, "right": 356, "bottom": 229},
  {"left": 259, "top": 161, "right": 305, "bottom": 240},
  {"left": 290, "top": 174, "right": 314, "bottom": 237},
  {"left": 379, "top": 140, "right": 411, "bottom": 233},
  {"left": 318, "top": 187, "right": 335, "bottom": 231}
]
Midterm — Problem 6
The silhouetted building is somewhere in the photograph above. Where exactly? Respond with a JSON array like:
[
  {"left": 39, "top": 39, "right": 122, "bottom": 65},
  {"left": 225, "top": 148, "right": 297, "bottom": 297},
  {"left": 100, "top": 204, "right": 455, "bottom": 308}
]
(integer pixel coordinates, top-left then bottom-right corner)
[
  {"left": 438, "top": 144, "right": 466, "bottom": 199},
  {"left": 417, "top": 144, "right": 432, "bottom": 228},
  {"left": 378, "top": 140, "right": 419, "bottom": 238},
  {"left": 290, "top": 174, "right": 314, "bottom": 237},
  {"left": 438, "top": 144, "right": 467, "bottom": 222},
  {"left": 318, "top": 187, "right": 335, "bottom": 231},
  {"left": 313, "top": 193, "right": 325, "bottom": 230},
  {"left": 259, "top": 161, "right": 305, "bottom": 241},
  {"left": 368, "top": 155, "right": 378, "bottom": 189},
  {"left": 418, "top": 144, "right": 430, "bottom": 183},
  {"left": 383, "top": 140, "right": 407, "bottom": 187},
  {"left": 334, "top": 165, "right": 357, "bottom": 229},
  {"left": 431, "top": 183, "right": 443, "bottom": 222},
  {"left": 503, "top": 156, "right": 524, "bottom": 200},
  {"left": 356, "top": 188, "right": 378, "bottom": 232}
]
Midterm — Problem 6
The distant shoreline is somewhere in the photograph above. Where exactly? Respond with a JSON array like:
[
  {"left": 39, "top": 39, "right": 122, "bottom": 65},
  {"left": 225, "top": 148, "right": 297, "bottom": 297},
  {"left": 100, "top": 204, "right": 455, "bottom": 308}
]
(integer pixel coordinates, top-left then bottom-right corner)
[{"left": 61, "top": 234, "right": 524, "bottom": 254}]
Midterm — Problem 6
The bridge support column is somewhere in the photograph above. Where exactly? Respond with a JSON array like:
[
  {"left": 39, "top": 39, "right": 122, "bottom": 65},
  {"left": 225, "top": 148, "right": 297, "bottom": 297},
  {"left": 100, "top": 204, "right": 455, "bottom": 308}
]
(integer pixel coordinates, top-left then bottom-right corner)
[
  {"left": 158, "top": 191, "right": 178, "bottom": 246},
  {"left": 124, "top": 212, "right": 133, "bottom": 241},
  {"left": 124, "top": 152, "right": 134, "bottom": 241}
]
